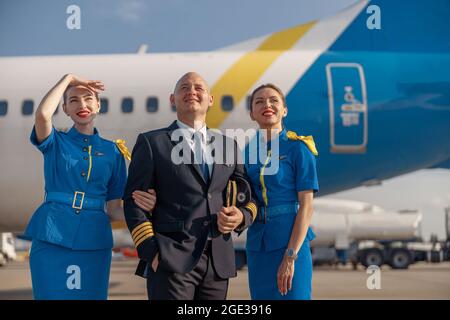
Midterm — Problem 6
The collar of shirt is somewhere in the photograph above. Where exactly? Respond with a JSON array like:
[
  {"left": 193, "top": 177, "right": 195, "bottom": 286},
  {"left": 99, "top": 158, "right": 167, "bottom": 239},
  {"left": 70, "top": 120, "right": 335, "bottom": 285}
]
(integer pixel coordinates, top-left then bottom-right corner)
[
  {"left": 176, "top": 120, "right": 214, "bottom": 170},
  {"left": 280, "top": 128, "right": 288, "bottom": 141},
  {"left": 176, "top": 120, "right": 207, "bottom": 145},
  {"left": 67, "top": 126, "right": 101, "bottom": 145}
]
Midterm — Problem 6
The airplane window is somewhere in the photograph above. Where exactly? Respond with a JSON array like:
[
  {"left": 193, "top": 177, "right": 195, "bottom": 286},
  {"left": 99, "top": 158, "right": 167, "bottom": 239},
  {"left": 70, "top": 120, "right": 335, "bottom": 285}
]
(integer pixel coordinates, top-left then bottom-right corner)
[
  {"left": 121, "top": 98, "right": 133, "bottom": 113},
  {"left": 222, "top": 95, "right": 234, "bottom": 112},
  {"left": 100, "top": 98, "right": 109, "bottom": 114},
  {"left": 246, "top": 95, "right": 252, "bottom": 111},
  {"left": 171, "top": 105, "right": 176, "bottom": 112},
  {"left": 146, "top": 97, "right": 158, "bottom": 113},
  {"left": 22, "top": 100, "right": 34, "bottom": 116},
  {"left": 0, "top": 100, "right": 7, "bottom": 116}
]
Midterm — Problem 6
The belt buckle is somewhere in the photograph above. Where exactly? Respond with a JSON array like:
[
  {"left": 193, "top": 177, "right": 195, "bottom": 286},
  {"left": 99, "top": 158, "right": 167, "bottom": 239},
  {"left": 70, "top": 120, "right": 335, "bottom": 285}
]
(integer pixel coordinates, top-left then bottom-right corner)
[{"left": 72, "top": 191, "right": 85, "bottom": 210}]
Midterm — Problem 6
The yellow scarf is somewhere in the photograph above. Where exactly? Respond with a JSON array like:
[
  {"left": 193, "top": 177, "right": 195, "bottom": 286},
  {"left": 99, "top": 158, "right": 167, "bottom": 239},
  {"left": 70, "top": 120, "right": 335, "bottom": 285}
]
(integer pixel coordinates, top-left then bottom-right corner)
[{"left": 286, "top": 131, "right": 318, "bottom": 156}]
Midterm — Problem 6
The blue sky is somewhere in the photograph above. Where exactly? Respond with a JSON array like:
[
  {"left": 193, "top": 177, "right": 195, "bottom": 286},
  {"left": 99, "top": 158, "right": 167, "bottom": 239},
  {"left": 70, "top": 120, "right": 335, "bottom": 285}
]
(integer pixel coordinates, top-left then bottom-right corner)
[{"left": 0, "top": 0, "right": 358, "bottom": 56}]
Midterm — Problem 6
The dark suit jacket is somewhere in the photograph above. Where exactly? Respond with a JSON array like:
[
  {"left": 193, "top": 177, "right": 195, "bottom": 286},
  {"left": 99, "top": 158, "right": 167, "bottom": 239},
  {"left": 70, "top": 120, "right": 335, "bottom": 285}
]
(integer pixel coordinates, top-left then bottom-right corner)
[{"left": 123, "top": 121, "right": 257, "bottom": 279}]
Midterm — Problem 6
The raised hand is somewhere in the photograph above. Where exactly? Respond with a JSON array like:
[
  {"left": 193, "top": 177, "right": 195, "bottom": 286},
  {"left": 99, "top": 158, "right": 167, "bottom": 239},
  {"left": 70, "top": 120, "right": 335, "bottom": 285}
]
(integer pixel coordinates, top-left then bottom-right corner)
[{"left": 67, "top": 74, "right": 105, "bottom": 93}]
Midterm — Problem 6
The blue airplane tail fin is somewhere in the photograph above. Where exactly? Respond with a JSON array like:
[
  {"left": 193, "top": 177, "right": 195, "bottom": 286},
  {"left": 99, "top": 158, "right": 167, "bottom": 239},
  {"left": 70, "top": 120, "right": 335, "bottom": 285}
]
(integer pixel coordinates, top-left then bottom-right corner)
[
  {"left": 429, "top": 159, "right": 450, "bottom": 170},
  {"left": 330, "top": 0, "right": 450, "bottom": 53}
]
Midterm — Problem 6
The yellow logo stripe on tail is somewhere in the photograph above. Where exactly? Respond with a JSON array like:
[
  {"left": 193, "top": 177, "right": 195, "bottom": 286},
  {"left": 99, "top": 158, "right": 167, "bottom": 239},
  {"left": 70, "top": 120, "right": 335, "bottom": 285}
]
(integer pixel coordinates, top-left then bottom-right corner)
[{"left": 207, "top": 22, "right": 316, "bottom": 128}]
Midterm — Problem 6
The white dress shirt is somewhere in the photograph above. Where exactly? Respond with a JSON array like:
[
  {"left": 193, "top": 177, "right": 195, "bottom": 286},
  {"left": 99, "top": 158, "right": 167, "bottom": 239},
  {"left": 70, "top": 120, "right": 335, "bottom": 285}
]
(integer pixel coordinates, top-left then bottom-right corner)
[{"left": 176, "top": 120, "right": 213, "bottom": 176}]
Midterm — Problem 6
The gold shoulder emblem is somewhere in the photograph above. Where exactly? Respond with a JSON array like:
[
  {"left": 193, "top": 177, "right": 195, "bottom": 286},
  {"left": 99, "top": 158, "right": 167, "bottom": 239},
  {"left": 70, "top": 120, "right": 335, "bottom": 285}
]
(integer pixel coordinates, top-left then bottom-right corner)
[{"left": 114, "top": 139, "right": 132, "bottom": 161}]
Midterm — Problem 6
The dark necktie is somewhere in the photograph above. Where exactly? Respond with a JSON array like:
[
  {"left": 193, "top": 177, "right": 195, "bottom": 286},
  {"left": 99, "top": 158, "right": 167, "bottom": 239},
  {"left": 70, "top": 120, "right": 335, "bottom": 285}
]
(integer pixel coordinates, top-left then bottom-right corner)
[
  {"left": 193, "top": 131, "right": 210, "bottom": 183},
  {"left": 193, "top": 131, "right": 212, "bottom": 239}
]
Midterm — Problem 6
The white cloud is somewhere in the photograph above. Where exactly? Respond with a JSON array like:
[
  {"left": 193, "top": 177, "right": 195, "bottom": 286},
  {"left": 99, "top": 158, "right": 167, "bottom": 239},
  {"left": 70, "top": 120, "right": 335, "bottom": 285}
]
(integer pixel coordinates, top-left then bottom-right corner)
[{"left": 115, "top": 0, "right": 146, "bottom": 24}]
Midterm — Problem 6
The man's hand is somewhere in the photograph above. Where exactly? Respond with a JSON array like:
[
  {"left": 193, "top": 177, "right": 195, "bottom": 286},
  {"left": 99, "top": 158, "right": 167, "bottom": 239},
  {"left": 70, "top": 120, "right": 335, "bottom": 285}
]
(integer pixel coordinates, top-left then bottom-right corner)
[{"left": 217, "top": 206, "right": 244, "bottom": 234}]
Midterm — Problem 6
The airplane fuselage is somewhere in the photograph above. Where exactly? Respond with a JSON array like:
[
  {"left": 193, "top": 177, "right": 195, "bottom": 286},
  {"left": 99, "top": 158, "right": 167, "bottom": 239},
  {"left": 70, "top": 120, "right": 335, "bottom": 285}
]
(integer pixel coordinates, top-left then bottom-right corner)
[{"left": 1, "top": 0, "right": 449, "bottom": 232}]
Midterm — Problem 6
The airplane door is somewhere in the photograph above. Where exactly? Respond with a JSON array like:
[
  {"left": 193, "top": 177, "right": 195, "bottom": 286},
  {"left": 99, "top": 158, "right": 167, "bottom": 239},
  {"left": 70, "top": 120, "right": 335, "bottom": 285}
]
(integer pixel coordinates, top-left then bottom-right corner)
[{"left": 326, "top": 63, "right": 368, "bottom": 153}]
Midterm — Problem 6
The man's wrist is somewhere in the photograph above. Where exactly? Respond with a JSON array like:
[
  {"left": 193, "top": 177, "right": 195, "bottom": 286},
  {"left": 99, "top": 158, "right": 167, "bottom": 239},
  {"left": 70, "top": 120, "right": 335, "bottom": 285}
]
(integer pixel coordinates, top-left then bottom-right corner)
[{"left": 236, "top": 208, "right": 245, "bottom": 228}]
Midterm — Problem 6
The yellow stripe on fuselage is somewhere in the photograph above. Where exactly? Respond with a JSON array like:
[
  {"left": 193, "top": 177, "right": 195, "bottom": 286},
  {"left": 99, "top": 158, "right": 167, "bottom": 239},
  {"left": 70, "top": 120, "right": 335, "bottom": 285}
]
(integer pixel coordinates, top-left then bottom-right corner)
[{"left": 207, "top": 22, "right": 316, "bottom": 128}]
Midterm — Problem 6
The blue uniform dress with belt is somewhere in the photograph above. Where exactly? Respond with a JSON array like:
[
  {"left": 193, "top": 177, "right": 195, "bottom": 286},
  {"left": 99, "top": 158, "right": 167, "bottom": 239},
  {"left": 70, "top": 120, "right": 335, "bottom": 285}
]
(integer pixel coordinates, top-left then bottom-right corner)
[
  {"left": 245, "top": 129, "right": 319, "bottom": 300},
  {"left": 24, "top": 126, "right": 127, "bottom": 300}
]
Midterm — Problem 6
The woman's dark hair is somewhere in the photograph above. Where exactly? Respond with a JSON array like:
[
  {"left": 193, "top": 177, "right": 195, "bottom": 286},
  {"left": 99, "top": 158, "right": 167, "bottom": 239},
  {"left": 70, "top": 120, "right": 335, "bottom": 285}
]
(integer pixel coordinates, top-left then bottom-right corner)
[{"left": 249, "top": 83, "right": 287, "bottom": 112}]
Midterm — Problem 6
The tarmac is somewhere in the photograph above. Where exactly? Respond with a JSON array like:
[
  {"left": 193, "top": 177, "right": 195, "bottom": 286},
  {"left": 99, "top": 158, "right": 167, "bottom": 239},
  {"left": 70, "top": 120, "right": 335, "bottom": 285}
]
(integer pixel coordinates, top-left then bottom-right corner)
[{"left": 0, "top": 258, "right": 449, "bottom": 300}]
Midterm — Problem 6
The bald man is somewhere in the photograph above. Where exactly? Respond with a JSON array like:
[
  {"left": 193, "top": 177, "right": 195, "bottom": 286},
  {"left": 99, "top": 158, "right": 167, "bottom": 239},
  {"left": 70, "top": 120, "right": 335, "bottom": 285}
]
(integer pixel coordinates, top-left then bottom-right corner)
[{"left": 123, "top": 72, "right": 257, "bottom": 300}]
